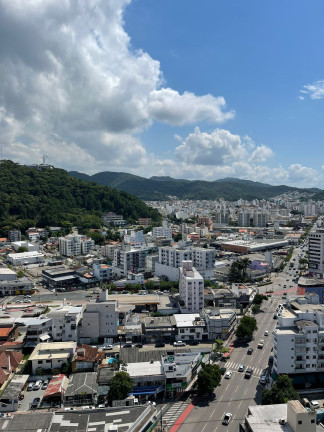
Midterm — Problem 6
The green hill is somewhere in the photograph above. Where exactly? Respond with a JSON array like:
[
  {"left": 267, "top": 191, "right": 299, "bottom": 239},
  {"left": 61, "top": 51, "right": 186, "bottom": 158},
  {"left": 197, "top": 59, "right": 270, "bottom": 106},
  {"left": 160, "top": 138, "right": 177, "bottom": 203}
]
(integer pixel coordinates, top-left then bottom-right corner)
[
  {"left": 69, "top": 170, "right": 319, "bottom": 201},
  {"left": 0, "top": 161, "right": 161, "bottom": 235}
]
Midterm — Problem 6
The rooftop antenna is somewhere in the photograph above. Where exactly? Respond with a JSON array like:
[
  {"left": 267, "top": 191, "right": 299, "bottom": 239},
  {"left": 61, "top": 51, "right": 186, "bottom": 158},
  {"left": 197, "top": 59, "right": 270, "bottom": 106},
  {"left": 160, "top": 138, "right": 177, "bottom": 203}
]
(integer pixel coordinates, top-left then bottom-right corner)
[{"left": 41, "top": 154, "right": 48, "bottom": 165}]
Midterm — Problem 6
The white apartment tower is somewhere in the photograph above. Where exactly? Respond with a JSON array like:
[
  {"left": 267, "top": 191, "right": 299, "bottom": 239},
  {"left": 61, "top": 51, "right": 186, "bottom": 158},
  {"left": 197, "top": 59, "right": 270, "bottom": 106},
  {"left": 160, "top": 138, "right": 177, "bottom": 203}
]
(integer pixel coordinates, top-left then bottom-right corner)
[
  {"left": 238, "top": 211, "right": 251, "bottom": 227},
  {"left": 59, "top": 235, "right": 95, "bottom": 257},
  {"left": 253, "top": 211, "right": 267, "bottom": 227},
  {"left": 179, "top": 261, "right": 204, "bottom": 313},
  {"left": 308, "top": 228, "right": 324, "bottom": 278},
  {"left": 113, "top": 244, "right": 146, "bottom": 278},
  {"left": 152, "top": 220, "right": 173, "bottom": 240}
]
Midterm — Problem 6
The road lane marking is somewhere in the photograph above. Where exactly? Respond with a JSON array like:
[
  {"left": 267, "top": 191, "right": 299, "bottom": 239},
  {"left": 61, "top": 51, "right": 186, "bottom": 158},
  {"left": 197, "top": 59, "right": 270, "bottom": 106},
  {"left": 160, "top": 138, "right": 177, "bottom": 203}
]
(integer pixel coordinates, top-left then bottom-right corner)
[{"left": 209, "top": 408, "right": 216, "bottom": 419}]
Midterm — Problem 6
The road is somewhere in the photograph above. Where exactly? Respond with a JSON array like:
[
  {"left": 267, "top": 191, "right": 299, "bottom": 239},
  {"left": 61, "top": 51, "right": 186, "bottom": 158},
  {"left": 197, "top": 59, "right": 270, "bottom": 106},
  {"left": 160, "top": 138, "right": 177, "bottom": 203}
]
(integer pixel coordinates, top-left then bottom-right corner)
[{"left": 177, "top": 245, "right": 305, "bottom": 432}]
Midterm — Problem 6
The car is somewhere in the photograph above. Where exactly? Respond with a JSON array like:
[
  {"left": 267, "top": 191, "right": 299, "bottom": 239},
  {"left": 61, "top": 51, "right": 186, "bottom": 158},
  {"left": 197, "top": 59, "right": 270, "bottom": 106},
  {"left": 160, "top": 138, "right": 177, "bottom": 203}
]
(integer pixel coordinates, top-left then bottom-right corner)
[
  {"left": 103, "top": 344, "right": 113, "bottom": 350},
  {"left": 173, "top": 341, "right": 186, "bottom": 347},
  {"left": 220, "top": 367, "right": 227, "bottom": 375},
  {"left": 247, "top": 348, "right": 253, "bottom": 355},
  {"left": 258, "top": 340, "right": 265, "bottom": 349},
  {"left": 245, "top": 368, "right": 253, "bottom": 379},
  {"left": 98, "top": 404, "right": 106, "bottom": 408},
  {"left": 238, "top": 364, "right": 245, "bottom": 372},
  {"left": 135, "top": 343, "right": 143, "bottom": 348},
  {"left": 33, "top": 380, "right": 42, "bottom": 390},
  {"left": 259, "top": 376, "right": 267, "bottom": 385},
  {"left": 283, "top": 292, "right": 287, "bottom": 295},
  {"left": 155, "top": 342, "right": 165, "bottom": 348},
  {"left": 273, "top": 314, "right": 278, "bottom": 319},
  {"left": 64, "top": 407, "right": 75, "bottom": 411},
  {"left": 24, "top": 295, "right": 31, "bottom": 298},
  {"left": 222, "top": 413, "right": 233, "bottom": 425},
  {"left": 141, "top": 309, "right": 149, "bottom": 313},
  {"left": 188, "top": 340, "right": 199, "bottom": 345},
  {"left": 31, "top": 397, "right": 40, "bottom": 409},
  {"left": 224, "top": 371, "right": 232, "bottom": 379},
  {"left": 82, "top": 406, "right": 91, "bottom": 410},
  {"left": 122, "top": 343, "right": 132, "bottom": 348},
  {"left": 310, "top": 400, "right": 320, "bottom": 409},
  {"left": 27, "top": 382, "right": 34, "bottom": 391},
  {"left": 264, "top": 330, "right": 269, "bottom": 336},
  {"left": 42, "top": 381, "right": 49, "bottom": 390}
]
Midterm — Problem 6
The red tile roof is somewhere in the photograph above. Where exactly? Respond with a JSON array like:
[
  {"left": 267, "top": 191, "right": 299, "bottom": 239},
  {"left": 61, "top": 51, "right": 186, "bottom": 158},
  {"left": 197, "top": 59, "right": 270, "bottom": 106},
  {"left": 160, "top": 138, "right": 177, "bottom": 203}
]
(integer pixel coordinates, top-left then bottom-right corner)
[
  {"left": 0, "top": 327, "right": 13, "bottom": 338},
  {"left": 44, "top": 374, "right": 67, "bottom": 399}
]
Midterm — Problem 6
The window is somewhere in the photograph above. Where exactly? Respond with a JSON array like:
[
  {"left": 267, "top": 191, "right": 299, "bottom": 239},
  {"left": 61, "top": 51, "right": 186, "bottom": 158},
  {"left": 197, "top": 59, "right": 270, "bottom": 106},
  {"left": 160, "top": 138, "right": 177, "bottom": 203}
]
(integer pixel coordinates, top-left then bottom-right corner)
[
  {"left": 298, "top": 421, "right": 302, "bottom": 424},
  {"left": 38, "top": 360, "right": 43, "bottom": 364},
  {"left": 311, "top": 420, "right": 315, "bottom": 423}
]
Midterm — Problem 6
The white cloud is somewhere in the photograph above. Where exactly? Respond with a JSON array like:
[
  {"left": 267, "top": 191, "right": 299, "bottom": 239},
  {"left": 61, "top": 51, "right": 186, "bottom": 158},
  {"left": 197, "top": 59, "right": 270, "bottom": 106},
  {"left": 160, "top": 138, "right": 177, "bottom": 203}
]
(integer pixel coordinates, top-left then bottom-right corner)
[
  {"left": 0, "top": 0, "right": 233, "bottom": 171},
  {"left": 300, "top": 80, "right": 324, "bottom": 100},
  {"left": 175, "top": 127, "right": 248, "bottom": 165},
  {"left": 249, "top": 144, "right": 274, "bottom": 163}
]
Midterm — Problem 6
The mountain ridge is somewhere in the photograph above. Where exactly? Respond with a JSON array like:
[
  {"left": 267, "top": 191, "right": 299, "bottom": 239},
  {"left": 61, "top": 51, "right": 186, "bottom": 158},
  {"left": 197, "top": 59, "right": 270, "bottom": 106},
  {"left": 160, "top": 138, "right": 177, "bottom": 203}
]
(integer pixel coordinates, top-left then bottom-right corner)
[{"left": 68, "top": 170, "right": 322, "bottom": 201}]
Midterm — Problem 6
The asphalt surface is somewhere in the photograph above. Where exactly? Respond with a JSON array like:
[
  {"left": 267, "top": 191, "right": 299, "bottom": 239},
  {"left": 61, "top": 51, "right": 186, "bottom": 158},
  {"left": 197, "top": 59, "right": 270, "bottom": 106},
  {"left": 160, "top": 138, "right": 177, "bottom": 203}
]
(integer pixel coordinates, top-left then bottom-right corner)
[{"left": 176, "top": 245, "right": 304, "bottom": 432}]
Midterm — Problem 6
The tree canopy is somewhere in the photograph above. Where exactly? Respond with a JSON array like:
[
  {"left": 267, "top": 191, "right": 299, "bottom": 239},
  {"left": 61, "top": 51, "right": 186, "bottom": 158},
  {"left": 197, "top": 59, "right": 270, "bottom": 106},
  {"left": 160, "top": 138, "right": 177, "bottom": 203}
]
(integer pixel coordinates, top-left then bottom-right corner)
[
  {"left": 229, "top": 258, "right": 251, "bottom": 283},
  {"left": 108, "top": 371, "right": 133, "bottom": 402},
  {"left": 197, "top": 363, "right": 222, "bottom": 395},
  {"left": 0, "top": 160, "right": 161, "bottom": 236},
  {"left": 236, "top": 316, "right": 258, "bottom": 341},
  {"left": 253, "top": 294, "right": 268, "bottom": 305},
  {"left": 262, "top": 375, "right": 300, "bottom": 405}
]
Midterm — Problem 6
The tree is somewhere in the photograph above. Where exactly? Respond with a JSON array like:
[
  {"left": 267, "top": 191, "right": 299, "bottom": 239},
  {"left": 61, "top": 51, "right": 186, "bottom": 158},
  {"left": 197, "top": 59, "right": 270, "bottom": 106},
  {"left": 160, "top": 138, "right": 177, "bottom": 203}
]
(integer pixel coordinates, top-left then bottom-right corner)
[
  {"left": 251, "top": 304, "right": 260, "bottom": 314},
  {"left": 17, "top": 246, "right": 28, "bottom": 253},
  {"left": 108, "top": 372, "right": 133, "bottom": 402},
  {"left": 213, "top": 339, "right": 229, "bottom": 357},
  {"left": 253, "top": 294, "right": 268, "bottom": 305},
  {"left": 262, "top": 375, "right": 300, "bottom": 405},
  {"left": 87, "top": 231, "right": 105, "bottom": 245},
  {"left": 16, "top": 270, "right": 25, "bottom": 278},
  {"left": 197, "top": 364, "right": 221, "bottom": 395},
  {"left": 236, "top": 316, "right": 258, "bottom": 341},
  {"left": 173, "top": 232, "right": 182, "bottom": 242},
  {"left": 229, "top": 258, "right": 251, "bottom": 283},
  {"left": 144, "top": 280, "right": 155, "bottom": 291}
]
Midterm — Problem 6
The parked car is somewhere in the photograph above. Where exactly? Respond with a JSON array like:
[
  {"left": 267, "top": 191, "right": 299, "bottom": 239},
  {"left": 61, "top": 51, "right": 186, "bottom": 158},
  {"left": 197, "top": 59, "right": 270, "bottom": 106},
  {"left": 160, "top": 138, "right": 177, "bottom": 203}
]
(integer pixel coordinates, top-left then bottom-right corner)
[
  {"left": 222, "top": 413, "right": 233, "bottom": 425},
  {"left": 64, "top": 407, "right": 75, "bottom": 411},
  {"left": 173, "top": 341, "right": 186, "bottom": 347},
  {"left": 27, "top": 382, "right": 34, "bottom": 391},
  {"left": 42, "top": 380, "right": 49, "bottom": 390},
  {"left": 259, "top": 376, "right": 267, "bottom": 385},
  {"left": 155, "top": 342, "right": 165, "bottom": 348},
  {"left": 247, "top": 348, "right": 253, "bottom": 355},
  {"left": 188, "top": 340, "right": 199, "bottom": 346},
  {"left": 103, "top": 344, "right": 113, "bottom": 350},
  {"left": 33, "top": 380, "right": 42, "bottom": 390},
  {"left": 135, "top": 343, "right": 143, "bottom": 348},
  {"left": 31, "top": 397, "right": 40, "bottom": 409},
  {"left": 122, "top": 343, "right": 132, "bottom": 348},
  {"left": 220, "top": 367, "right": 227, "bottom": 375}
]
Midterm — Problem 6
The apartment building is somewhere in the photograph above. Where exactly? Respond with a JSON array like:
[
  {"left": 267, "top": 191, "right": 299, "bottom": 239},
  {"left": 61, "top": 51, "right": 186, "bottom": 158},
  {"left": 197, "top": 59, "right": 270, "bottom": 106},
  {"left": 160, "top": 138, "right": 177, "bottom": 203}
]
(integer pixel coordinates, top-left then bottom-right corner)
[
  {"left": 238, "top": 211, "right": 251, "bottom": 227},
  {"left": 179, "top": 261, "right": 204, "bottom": 313},
  {"left": 273, "top": 295, "right": 324, "bottom": 376},
  {"left": 78, "top": 292, "right": 118, "bottom": 344},
  {"left": 253, "top": 211, "right": 267, "bottom": 227},
  {"left": 47, "top": 306, "right": 83, "bottom": 342},
  {"left": 172, "top": 314, "right": 206, "bottom": 341},
  {"left": 92, "top": 263, "right": 112, "bottom": 280},
  {"left": 7, "top": 229, "right": 21, "bottom": 242},
  {"left": 155, "top": 245, "right": 215, "bottom": 281},
  {"left": 113, "top": 244, "right": 146, "bottom": 278},
  {"left": 59, "top": 235, "right": 95, "bottom": 257},
  {"left": 152, "top": 220, "right": 173, "bottom": 240},
  {"left": 308, "top": 228, "right": 324, "bottom": 278},
  {"left": 29, "top": 342, "right": 76, "bottom": 374},
  {"left": 201, "top": 307, "right": 236, "bottom": 341}
]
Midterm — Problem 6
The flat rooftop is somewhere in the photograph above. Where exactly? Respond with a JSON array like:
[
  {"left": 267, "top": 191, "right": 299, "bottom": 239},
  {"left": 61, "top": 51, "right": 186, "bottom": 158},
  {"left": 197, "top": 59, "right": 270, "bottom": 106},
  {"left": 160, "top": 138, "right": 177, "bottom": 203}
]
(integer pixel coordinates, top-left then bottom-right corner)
[{"left": 125, "top": 361, "right": 163, "bottom": 377}]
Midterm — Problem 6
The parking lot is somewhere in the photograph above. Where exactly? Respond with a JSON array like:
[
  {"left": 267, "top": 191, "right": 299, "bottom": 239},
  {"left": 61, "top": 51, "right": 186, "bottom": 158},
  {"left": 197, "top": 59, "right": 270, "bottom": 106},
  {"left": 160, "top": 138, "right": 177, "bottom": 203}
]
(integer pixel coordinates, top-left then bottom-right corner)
[{"left": 19, "top": 384, "right": 47, "bottom": 411}]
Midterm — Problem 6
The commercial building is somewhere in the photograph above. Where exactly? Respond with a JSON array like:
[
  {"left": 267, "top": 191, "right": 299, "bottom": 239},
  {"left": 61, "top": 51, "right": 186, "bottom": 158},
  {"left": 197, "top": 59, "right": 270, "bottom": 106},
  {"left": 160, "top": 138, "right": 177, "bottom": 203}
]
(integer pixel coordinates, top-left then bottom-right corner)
[
  {"left": 221, "top": 239, "right": 288, "bottom": 254},
  {"left": 239, "top": 400, "right": 316, "bottom": 432},
  {"left": 201, "top": 307, "right": 236, "bottom": 341},
  {"left": 0, "top": 277, "right": 34, "bottom": 297},
  {"left": 42, "top": 267, "right": 79, "bottom": 289},
  {"left": 172, "top": 314, "right": 206, "bottom": 342},
  {"left": 297, "top": 276, "right": 324, "bottom": 303},
  {"left": 7, "top": 251, "right": 44, "bottom": 266},
  {"left": 308, "top": 228, "right": 324, "bottom": 278},
  {"left": 179, "top": 261, "right": 204, "bottom": 313},
  {"left": 29, "top": 341, "right": 76, "bottom": 374},
  {"left": 103, "top": 211, "right": 126, "bottom": 226},
  {"left": 124, "top": 361, "right": 165, "bottom": 398}
]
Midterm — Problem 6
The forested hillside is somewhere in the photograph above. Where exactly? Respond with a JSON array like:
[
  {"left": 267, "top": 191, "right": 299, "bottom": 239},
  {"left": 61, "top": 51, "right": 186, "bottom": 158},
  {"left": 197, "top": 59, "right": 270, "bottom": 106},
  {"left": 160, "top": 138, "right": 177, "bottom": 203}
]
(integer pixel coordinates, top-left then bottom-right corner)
[{"left": 0, "top": 161, "right": 161, "bottom": 235}]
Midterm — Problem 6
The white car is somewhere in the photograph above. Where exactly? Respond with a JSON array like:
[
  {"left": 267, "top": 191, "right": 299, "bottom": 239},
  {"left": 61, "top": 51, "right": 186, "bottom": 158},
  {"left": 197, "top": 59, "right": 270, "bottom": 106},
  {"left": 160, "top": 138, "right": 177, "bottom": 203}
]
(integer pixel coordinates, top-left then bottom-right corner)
[
  {"left": 224, "top": 371, "right": 232, "bottom": 379},
  {"left": 173, "top": 341, "right": 186, "bottom": 347},
  {"left": 103, "top": 344, "right": 113, "bottom": 350},
  {"left": 264, "top": 330, "right": 269, "bottom": 336},
  {"left": 222, "top": 413, "right": 233, "bottom": 425},
  {"left": 238, "top": 364, "right": 245, "bottom": 372},
  {"left": 259, "top": 376, "right": 267, "bottom": 385}
]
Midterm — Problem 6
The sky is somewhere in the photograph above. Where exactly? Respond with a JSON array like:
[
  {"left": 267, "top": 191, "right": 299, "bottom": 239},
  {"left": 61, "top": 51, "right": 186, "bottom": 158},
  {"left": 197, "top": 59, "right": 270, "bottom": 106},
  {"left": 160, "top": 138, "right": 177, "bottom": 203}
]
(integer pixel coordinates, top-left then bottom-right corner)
[{"left": 0, "top": 0, "right": 324, "bottom": 188}]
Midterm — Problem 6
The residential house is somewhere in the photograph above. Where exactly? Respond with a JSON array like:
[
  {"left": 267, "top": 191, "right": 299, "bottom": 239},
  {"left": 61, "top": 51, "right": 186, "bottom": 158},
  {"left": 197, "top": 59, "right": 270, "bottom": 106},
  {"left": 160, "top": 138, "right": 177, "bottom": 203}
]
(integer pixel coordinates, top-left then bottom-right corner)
[{"left": 29, "top": 342, "right": 76, "bottom": 374}]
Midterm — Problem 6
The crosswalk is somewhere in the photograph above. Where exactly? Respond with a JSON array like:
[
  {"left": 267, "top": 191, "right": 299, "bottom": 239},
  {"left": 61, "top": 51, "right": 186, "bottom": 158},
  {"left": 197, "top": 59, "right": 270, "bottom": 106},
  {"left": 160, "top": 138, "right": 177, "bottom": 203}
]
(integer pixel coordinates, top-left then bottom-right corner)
[
  {"left": 160, "top": 400, "right": 190, "bottom": 428},
  {"left": 224, "top": 361, "right": 264, "bottom": 376}
]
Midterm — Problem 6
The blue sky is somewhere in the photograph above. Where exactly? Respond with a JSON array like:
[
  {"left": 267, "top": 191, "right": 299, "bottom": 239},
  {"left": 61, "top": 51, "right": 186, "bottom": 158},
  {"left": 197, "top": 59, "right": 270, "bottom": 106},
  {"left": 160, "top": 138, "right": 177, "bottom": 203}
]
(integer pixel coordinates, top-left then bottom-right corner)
[{"left": 0, "top": 0, "right": 323, "bottom": 187}]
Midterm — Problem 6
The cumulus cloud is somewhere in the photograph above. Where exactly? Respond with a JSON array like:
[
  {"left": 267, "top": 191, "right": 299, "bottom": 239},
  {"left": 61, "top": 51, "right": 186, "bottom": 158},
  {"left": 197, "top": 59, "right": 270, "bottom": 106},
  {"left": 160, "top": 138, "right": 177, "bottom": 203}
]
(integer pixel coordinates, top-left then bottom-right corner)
[
  {"left": 300, "top": 80, "right": 324, "bottom": 100},
  {"left": 0, "top": 0, "right": 233, "bottom": 171},
  {"left": 249, "top": 144, "right": 274, "bottom": 163},
  {"left": 175, "top": 127, "right": 249, "bottom": 165}
]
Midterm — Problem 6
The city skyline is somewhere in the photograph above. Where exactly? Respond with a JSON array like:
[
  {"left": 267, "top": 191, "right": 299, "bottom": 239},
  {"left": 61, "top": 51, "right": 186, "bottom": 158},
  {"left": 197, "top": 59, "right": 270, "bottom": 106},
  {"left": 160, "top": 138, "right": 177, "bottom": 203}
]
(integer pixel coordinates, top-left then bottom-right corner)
[{"left": 0, "top": 0, "right": 324, "bottom": 187}]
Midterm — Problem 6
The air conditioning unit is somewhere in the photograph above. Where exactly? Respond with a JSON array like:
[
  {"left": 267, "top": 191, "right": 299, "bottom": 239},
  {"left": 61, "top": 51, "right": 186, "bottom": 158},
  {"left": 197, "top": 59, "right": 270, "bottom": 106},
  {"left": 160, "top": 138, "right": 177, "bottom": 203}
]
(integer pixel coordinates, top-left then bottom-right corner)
[{"left": 279, "top": 418, "right": 287, "bottom": 425}]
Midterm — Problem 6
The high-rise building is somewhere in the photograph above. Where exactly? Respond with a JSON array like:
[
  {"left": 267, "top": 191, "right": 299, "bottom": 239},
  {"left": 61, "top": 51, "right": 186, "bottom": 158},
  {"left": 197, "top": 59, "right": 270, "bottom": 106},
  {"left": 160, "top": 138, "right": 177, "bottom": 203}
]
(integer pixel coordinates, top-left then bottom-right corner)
[
  {"left": 238, "top": 211, "right": 251, "bottom": 227},
  {"left": 253, "top": 211, "right": 267, "bottom": 227},
  {"left": 308, "top": 228, "right": 324, "bottom": 277},
  {"left": 152, "top": 220, "right": 173, "bottom": 240},
  {"left": 179, "top": 261, "right": 204, "bottom": 313},
  {"left": 113, "top": 244, "right": 146, "bottom": 278},
  {"left": 8, "top": 229, "right": 21, "bottom": 242},
  {"left": 59, "top": 235, "right": 95, "bottom": 257}
]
